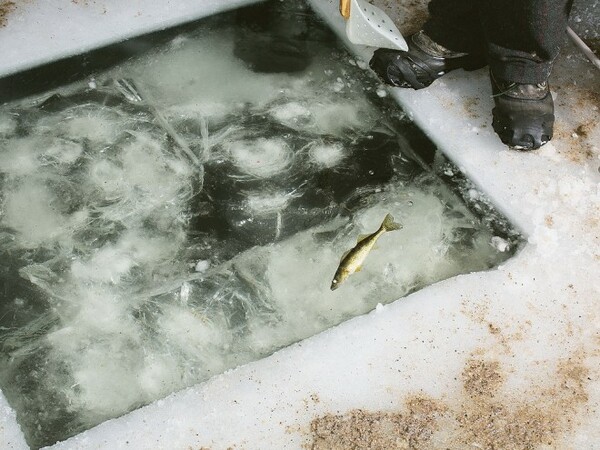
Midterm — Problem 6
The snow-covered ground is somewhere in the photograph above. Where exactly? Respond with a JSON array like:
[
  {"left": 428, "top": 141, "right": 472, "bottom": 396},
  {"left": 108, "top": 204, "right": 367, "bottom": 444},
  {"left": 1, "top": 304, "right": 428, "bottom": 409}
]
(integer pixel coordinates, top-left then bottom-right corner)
[{"left": 0, "top": 0, "right": 598, "bottom": 449}]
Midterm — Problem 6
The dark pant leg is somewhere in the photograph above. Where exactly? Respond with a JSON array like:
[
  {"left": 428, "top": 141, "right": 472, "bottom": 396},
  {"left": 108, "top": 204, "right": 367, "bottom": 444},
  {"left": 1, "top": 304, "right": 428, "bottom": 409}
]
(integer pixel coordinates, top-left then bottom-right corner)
[
  {"left": 481, "top": 0, "right": 573, "bottom": 83},
  {"left": 422, "top": 0, "right": 486, "bottom": 56}
]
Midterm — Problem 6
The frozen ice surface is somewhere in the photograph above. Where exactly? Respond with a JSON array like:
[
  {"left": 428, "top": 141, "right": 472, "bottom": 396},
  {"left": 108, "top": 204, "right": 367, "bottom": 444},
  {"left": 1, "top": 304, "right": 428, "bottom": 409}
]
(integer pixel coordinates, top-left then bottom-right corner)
[{"left": 0, "top": 3, "right": 518, "bottom": 448}]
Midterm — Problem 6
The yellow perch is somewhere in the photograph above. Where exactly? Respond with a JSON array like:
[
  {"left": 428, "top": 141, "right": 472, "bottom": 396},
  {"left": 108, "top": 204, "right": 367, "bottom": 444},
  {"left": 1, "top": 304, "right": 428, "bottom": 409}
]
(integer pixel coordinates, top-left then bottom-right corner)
[{"left": 330, "top": 213, "right": 402, "bottom": 290}]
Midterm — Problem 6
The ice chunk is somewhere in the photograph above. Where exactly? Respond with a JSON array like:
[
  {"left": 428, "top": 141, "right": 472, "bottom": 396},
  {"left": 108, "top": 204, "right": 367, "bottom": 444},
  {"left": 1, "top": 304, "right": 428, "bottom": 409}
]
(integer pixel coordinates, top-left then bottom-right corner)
[{"left": 491, "top": 236, "right": 510, "bottom": 252}]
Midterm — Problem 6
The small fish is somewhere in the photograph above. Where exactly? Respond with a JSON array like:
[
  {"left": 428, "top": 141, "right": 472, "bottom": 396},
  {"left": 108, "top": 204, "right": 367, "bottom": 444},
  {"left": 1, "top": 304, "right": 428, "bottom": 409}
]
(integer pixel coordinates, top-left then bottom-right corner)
[{"left": 330, "top": 213, "right": 402, "bottom": 290}]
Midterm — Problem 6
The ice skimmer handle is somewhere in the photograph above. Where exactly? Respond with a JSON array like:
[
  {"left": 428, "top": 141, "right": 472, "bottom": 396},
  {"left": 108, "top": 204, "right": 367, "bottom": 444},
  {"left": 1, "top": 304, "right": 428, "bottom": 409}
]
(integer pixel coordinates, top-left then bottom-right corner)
[{"left": 340, "top": 0, "right": 350, "bottom": 19}]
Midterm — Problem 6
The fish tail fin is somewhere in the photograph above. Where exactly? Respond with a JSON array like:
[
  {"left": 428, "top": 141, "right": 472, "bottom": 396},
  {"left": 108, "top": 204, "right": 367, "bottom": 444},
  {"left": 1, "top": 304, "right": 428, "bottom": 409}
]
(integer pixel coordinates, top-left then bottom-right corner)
[{"left": 381, "top": 213, "right": 402, "bottom": 232}]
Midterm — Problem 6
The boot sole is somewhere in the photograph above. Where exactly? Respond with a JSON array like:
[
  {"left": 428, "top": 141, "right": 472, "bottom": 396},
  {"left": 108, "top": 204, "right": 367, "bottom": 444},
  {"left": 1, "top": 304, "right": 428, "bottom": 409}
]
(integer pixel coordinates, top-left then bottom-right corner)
[{"left": 492, "top": 107, "right": 554, "bottom": 150}]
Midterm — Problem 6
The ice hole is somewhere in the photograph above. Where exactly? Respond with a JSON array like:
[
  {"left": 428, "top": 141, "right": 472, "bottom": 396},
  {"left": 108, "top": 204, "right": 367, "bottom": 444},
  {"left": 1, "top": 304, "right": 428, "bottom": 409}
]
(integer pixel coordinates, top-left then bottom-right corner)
[{"left": 0, "top": 1, "right": 521, "bottom": 448}]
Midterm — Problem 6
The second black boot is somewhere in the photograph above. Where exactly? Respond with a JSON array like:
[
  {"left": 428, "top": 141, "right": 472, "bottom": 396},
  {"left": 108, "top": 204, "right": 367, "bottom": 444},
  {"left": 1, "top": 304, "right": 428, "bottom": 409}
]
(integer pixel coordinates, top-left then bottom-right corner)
[{"left": 491, "top": 72, "right": 555, "bottom": 150}]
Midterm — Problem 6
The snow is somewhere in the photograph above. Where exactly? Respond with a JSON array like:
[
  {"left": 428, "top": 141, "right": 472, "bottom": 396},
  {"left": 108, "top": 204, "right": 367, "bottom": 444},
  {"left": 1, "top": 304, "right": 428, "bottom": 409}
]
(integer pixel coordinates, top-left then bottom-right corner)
[
  {"left": 0, "top": 0, "right": 263, "bottom": 79},
  {"left": 0, "top": 0, "right": 598, "bottom": 449}
]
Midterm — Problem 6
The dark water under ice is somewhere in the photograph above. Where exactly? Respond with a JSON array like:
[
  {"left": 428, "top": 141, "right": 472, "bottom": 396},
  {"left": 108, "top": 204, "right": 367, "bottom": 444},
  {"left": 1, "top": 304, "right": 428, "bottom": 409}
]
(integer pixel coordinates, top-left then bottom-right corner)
[{"left": 0, "top": 2, "right": 520, "bottom": 447}]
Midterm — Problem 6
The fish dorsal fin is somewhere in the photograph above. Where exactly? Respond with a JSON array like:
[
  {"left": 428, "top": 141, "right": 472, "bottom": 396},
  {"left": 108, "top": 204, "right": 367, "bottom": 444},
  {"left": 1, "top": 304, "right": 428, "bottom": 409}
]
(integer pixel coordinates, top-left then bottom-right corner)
[
  {"left": 339, "top": 248, "right": 352, "bottom": 261},
  {"left": 356, "top": 233, "right": 371, "bottom": 243}
]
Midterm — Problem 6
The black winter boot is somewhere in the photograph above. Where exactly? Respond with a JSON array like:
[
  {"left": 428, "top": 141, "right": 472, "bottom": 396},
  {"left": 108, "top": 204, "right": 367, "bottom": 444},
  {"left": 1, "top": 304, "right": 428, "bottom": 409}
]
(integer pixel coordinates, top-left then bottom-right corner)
[
  {"left": 491, "top": 72, "right": 554, "bottom": 150},
  {"left": 369, "top": 31, "right": 487, "bottom": 90}
]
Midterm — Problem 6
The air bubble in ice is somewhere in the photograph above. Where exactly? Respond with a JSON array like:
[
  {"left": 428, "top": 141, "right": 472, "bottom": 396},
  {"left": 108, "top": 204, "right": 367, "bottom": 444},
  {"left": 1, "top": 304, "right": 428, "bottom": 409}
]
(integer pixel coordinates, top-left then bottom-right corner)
[
  {"left": 195, "top": 260, "right": 210, "bottom": 272},
  {"left": 229, "top": 138, "right": 292, "bottom": 178},
  {"left": 309, "top": 142, "right": 346, "bottom": 168},
  {"left": 468, "top": 188, "right": 480, "bottom": 200}
]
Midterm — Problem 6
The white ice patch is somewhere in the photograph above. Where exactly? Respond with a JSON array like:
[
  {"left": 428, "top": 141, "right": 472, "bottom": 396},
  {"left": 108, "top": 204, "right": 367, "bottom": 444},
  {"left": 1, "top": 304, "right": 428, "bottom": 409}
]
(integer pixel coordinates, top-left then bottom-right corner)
[
  {"left": 229, "top": 138, "right": 292, "bottom": 178},
  {"left": 71, "top": 232, "right": 176, "bottom": 283},
  {"left": 89, "top": 159, "right": 127, "bottom": 196},
  {"left": 0, "top": 137, "right": 43, "bottom": 176},
  {"left": 246, "top": 191, "right": 292, "bottom": 214},
  {"left": 166, "top": 102, "right": 232, "bottom": 126},
  {"left": 43, "top": 138, "right": 84, "bottom": 165},
  {"left": 127, "top": 32, "right": 289, "bottom": 110},
  {"left": 71, "top": 247, "right": 137, "bottom": 284},
  {"left": 57, "top": 107, "right": 124, "bottom": 144},
  {"left": 308, "top": 142, "right": 346, "bottom": 168},
  {"left": 0, "top": 135, "right": 82, "bottom": 174},
  {"left": 310, "top": 101, "right": 373, "bottom": 136},
  {"left": 0, "top": 112, "right": 17, "bottom": 136},
  {"left": 3, "top": 181, "right": 67, "bottom": 246},
  {"left": 194, "top": 260, "right": 210, "bottom": 273},
  {"left": 270, "top": 102, "right": 311, "bottom": 124},
  {"left": 491, "top": 236, "right": 510, "bottom": 252}
]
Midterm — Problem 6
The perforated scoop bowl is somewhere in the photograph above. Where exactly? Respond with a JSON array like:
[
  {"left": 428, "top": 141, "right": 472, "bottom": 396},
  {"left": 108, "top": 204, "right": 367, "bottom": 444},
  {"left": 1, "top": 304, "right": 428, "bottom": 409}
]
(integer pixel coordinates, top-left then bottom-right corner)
[{"left": 343, "top": 0, "right": 408, "bottom": 51}]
